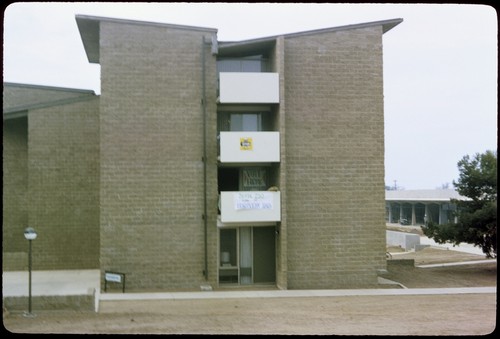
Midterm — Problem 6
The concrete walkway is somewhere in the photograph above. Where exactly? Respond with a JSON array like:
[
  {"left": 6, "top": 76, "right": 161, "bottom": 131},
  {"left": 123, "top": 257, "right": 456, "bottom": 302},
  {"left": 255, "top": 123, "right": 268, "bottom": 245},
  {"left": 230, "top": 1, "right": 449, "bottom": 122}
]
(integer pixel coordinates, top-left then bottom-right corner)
[
  {"left": 3, "top": 269, "right": 495, "bottom": 313},
  {"left": 3, "top": 236, "right": 496, "bottom": 313},
  {"left": 420, "top": 235, "right": 486, "bottom": 255},
  {"left": 98, "top": 287, "right": 496, "bottom": 300},
  {"left": 5, "top": 269, "right": 495, "bottom": 300}
]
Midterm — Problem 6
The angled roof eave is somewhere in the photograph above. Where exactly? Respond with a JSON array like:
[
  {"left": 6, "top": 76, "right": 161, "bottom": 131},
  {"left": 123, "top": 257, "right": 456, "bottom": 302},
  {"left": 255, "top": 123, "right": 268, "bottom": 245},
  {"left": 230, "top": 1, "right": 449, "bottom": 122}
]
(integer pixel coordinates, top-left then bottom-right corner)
[
  {"left": 76, "top": 15, "right": 100, "bottom": 63},
  {"left": 281, "top": 18, "right": 403, "bottom": 39},
  {"left": 380, "top": 18, "right": 404, "bottom": 33},
  {"left": 218, "top": 18, "right": 403, "bottom": 56},
  {"left": 75, "top": 14, "right": 218, "bottom": 64}
]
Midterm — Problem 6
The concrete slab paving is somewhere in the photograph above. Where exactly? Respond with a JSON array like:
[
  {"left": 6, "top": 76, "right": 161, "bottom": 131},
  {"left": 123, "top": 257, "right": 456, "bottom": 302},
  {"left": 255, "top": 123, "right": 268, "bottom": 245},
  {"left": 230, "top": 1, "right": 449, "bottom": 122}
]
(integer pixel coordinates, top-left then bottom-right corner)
[{"left": 2, "top": 270, "right": 100, "bottom": 297}]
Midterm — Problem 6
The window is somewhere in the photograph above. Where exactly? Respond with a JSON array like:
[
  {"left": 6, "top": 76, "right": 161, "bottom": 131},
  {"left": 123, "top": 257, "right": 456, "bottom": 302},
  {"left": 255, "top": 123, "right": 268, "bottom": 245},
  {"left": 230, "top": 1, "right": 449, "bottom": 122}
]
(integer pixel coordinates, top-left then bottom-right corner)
[
  {"left": 219, "top": 228, "right": 238, "bottom": 284},
  {"left": 217, "top": 55, "right": 270, "bottom": 73},
  {"left": 218, "top": 167, "right": 269, "bottom": 193},
  {"left": 218, "top": 111, "right": 271, "bottom": 132},
  {"left": 230, "top": 113, "right": 261, "bottom": 131}
]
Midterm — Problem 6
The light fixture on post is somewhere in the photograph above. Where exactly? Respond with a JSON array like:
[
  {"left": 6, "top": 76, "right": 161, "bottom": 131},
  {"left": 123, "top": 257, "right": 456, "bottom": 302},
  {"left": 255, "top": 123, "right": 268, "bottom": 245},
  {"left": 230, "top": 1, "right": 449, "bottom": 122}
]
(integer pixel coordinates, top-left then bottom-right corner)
[{"left": 23, "top": 227, "right": 37, "bottom": 318}]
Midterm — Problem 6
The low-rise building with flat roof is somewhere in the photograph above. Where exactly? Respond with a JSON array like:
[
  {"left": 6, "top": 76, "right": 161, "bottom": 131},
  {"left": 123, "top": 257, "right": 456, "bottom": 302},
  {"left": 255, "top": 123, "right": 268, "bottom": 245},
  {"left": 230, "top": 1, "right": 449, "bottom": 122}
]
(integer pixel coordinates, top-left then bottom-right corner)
[{"left": 386, "top": 189, "right": 468, "bottom": 226}]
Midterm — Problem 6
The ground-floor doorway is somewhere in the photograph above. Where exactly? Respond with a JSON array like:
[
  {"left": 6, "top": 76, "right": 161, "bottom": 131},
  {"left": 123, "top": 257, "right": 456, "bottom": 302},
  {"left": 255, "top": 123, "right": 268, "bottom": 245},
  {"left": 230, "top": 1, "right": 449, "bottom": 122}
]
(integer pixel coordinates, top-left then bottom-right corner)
[{"left": 218, "top": 226, "right": 276, "bottom": 285}]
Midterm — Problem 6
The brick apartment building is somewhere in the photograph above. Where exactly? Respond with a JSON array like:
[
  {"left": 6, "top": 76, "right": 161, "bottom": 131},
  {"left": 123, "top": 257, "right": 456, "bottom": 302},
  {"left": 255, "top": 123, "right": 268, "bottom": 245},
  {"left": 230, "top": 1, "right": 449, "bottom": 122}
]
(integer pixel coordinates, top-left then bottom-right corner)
[{"left": 3, "top": 15, "right": 402, "bottom": 290}]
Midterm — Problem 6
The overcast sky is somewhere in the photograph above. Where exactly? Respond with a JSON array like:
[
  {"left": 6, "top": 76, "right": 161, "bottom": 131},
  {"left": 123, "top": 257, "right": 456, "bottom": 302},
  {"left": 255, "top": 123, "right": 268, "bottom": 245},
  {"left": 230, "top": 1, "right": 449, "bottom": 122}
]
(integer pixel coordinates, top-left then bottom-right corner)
[{"left": 3, "top": 2, "right": 498, "bottom": 190}]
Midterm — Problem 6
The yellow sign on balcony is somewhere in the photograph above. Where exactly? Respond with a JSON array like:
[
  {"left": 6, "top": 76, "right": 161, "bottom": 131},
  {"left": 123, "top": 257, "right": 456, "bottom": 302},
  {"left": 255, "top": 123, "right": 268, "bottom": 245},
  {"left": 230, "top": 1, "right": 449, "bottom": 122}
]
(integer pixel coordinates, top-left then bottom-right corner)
[{"left": 240, "top": 137, "right": 253, "bottom": 151}]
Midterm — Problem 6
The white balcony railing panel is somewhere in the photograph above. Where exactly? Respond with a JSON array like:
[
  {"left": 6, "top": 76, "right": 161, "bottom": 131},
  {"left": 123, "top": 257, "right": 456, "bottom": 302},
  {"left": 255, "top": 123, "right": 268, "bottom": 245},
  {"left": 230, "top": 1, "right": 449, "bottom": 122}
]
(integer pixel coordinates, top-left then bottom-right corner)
[
  {"left": 219, "top": 131, "right": 280, "bottom": 163},
  {"left": 220, "top": 191, "right": 281, "bottom": 223},
  {"left": 219, "top": 72, "right": 279, "bottom": 104}
]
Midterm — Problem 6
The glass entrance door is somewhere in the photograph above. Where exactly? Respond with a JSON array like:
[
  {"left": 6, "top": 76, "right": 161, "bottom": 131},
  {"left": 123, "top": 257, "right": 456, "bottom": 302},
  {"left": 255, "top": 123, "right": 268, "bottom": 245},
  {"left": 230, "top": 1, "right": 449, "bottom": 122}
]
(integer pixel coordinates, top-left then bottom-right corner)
[{"left": 218, "top": 226, "right": 275, "bottom": 286}]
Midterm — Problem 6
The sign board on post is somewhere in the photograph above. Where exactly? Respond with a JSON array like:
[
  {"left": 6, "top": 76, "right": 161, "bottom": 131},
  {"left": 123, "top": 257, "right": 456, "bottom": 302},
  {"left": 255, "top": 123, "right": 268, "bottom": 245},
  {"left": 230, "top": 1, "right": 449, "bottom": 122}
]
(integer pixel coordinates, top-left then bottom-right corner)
[{"left": 104, "top": 271, "right": 126, "bottom": 293}]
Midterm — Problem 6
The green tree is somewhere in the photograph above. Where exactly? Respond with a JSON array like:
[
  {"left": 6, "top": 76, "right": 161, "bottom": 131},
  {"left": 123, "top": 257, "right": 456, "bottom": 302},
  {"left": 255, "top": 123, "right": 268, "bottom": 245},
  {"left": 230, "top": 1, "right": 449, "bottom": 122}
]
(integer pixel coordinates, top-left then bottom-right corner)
[{"left": 422, "top": 150, "right": 497, "bottom": 258}]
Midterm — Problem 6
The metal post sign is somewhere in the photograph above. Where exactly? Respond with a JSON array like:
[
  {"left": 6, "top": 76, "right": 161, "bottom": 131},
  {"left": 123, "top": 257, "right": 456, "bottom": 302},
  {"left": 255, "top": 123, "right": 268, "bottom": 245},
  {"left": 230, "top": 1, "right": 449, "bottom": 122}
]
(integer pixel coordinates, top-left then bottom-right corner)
[
  {"left": 104, "top": 271, "right": 126, "bottom": 293},
  {"left": 105, "top": 272, "right": 122, "bottom": 283}
]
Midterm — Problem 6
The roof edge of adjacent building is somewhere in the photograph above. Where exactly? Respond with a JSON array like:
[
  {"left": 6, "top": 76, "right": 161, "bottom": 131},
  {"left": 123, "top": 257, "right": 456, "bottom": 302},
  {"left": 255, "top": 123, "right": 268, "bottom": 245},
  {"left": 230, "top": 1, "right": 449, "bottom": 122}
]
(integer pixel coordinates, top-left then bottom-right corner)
[
  {"left": 3, "top": 82, "right": 98, "bottom": 119},
  {"left": 385, "top": 189, "right": 470, "bottom": 202},
  {"left": 4, "top": 82, "right": 96, "bottom": 95}
]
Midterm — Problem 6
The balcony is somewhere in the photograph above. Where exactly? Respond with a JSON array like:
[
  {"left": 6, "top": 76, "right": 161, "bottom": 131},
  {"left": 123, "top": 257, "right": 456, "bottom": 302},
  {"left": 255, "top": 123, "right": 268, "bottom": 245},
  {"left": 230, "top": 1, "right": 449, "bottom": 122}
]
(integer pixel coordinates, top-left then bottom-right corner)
[
  {"left": 220, "top": 191, "right": 281, "bottom": 223},
  {"left": 219, "top": 131, "right": 280, "bottom": 163},
  {"left": 218, "top": 72, "right": 279, "bottom": 104}
]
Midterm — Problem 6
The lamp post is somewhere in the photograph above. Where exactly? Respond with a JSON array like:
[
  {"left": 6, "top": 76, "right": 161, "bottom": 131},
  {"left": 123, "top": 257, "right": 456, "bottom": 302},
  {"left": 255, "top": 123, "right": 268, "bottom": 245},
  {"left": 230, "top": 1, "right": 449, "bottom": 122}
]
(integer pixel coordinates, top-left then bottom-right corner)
[{"left": 23, "top": 227, "right": 37, "bottom": 317}]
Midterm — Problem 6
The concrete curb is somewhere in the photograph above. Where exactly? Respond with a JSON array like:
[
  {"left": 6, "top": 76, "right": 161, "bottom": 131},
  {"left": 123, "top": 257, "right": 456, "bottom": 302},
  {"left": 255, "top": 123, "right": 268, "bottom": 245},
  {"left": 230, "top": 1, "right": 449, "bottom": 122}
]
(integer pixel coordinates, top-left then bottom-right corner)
[{"left": 98, "top": 286, "right": 496, "bottom": 302}]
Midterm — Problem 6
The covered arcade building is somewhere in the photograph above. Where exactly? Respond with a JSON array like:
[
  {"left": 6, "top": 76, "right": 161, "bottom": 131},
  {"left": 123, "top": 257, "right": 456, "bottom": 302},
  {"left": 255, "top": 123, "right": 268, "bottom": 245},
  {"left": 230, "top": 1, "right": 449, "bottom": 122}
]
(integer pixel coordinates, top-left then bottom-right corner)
[{"left": 386, "top": 189, "right": 467, "bottom": 226}]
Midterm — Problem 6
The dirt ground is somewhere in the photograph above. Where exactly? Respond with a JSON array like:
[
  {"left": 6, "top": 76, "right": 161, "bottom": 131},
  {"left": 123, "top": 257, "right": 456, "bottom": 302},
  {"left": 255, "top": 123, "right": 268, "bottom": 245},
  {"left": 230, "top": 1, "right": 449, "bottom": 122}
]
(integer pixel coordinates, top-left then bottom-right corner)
[{"left": 3, "top": 247, "right": 497, "bottom": 335}]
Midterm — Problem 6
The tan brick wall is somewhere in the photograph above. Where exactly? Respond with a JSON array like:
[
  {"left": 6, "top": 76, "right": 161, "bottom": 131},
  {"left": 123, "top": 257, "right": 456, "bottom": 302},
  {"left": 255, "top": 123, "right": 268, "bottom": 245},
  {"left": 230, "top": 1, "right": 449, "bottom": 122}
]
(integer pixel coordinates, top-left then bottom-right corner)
[
  {"left": 98, "top": 21, "right": 218, "bottom": 290},
  {"left": 27, "top": 97, "right": 100, "bottom": 270},
  {"left": 2, "top": 117, "right": 29, "bottom": 270},
  {"left": 4, "top": 21, "right": 390, "bottom": 290},
  {"left": 284, "top": 27, "right": 387, "bottom": 288}
]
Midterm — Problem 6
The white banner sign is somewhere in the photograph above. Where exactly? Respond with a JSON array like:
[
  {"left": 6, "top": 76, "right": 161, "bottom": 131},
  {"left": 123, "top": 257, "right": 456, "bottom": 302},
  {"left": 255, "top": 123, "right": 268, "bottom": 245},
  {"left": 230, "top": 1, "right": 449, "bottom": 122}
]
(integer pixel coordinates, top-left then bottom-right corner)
[{"left": 235, "top": 192, "right": 273, "bottom": 210}]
